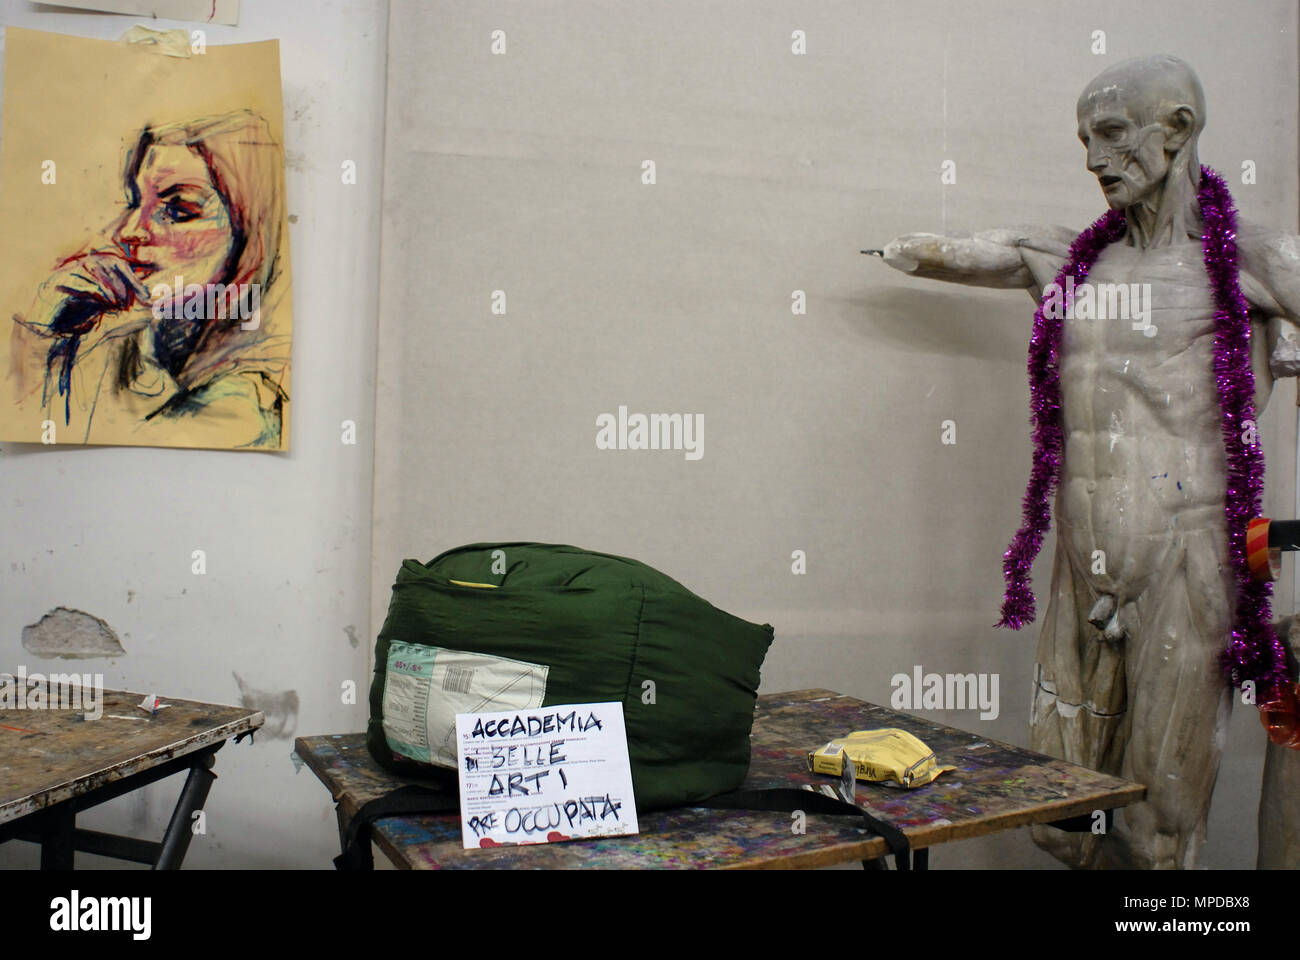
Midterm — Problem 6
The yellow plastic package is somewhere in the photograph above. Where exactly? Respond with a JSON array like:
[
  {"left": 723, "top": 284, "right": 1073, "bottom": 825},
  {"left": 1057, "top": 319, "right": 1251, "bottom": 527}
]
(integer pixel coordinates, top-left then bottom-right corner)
[{"left": 807, "top": 728, "right": 955, "bottom": 789}]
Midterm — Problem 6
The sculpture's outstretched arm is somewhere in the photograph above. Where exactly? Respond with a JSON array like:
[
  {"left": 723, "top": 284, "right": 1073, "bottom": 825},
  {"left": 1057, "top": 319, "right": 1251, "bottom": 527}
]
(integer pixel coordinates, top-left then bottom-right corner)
[{"left": 867, "top": 225, "right": 1076, "bottom": 292}]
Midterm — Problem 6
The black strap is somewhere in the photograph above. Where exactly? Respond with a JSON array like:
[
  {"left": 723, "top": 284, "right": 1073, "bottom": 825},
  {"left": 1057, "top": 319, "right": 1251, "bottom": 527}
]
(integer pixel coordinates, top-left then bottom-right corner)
[
  {"left": 334, "top": 784, "right": 910, "bottom": 870},
  {"left": 700, "top": 787, "right": 911, "bottom": 870},
  {"left": 1046, "top": 808, "right": 1113, "bottom": 834},
  {"left": 334, "top": 785, "right": 459, "bottom": 870}
]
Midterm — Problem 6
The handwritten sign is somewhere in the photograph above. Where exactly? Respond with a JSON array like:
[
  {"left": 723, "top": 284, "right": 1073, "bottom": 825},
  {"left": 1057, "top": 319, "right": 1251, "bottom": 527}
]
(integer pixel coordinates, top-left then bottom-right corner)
[{"left": 455, "top": 701, "right": 639, "bottom": 849}]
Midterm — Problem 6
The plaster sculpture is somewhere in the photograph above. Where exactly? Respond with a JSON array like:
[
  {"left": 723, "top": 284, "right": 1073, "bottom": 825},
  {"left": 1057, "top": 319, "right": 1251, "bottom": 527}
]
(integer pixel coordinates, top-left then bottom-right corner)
[{"left": 873, "top": 56, "right": 1300, "bottom": 869}]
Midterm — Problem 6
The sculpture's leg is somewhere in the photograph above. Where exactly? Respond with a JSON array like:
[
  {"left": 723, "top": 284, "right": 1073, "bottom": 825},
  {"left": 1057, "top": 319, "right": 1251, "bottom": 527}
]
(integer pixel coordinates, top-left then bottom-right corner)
[
  {"left": 1256, "top": 619, "right": 1299, "bottom": 868},
  {"left": 1104, "top": 527, "right": 1233, "bottom": 869},
  {"left": 1258, "top": 738, "right": 1300, "bottom": 867},
  {"left": 1029, "top": 541, "right": 1127, "bottom": 868}
]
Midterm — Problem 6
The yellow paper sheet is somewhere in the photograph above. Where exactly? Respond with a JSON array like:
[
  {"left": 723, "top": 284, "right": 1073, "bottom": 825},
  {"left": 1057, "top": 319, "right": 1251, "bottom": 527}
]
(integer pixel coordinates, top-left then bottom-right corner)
[{"left": 0, "top": 27, "right": 292, "bottom": 450}]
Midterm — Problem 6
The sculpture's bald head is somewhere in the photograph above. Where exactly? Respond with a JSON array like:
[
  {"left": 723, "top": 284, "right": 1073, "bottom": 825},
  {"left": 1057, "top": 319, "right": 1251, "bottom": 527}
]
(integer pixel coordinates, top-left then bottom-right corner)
[{"left": 1076, "top": 56, "right": 1204, "bottom": 211}]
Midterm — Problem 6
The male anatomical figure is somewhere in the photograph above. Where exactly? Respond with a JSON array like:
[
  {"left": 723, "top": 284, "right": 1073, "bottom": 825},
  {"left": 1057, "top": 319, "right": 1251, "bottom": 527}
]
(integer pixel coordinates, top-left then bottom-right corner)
[{"left": 875, "top": 56, "right": 1300, "bottom": 868}]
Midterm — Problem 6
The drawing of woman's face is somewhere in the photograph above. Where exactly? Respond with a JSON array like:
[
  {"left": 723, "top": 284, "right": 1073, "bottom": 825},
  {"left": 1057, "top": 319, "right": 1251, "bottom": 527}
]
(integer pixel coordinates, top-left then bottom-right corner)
[{"left": 115, "top": 144, "right": 235, "bottom": 296}]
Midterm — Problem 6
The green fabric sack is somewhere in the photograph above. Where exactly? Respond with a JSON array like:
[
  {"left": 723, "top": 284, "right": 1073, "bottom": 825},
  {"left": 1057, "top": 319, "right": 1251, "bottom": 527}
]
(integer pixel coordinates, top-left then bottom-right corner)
[{"left": 367, "top": 542, "right": 774, "bottom": 810}]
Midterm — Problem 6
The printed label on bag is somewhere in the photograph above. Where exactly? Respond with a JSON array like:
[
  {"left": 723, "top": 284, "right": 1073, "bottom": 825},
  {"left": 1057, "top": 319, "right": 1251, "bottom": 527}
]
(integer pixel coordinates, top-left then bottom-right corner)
[{"left": 383, "top": 641, "right": 549, "bottom": 767}]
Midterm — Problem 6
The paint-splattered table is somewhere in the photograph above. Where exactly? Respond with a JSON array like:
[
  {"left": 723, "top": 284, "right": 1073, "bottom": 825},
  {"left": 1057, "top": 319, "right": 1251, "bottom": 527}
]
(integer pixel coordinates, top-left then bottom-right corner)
[
  {"left": 297, "top": 688, "right": 1144, "bottom": 869},
  {"left": 0, "top": 687, "right": 263, "bottom": 869}
]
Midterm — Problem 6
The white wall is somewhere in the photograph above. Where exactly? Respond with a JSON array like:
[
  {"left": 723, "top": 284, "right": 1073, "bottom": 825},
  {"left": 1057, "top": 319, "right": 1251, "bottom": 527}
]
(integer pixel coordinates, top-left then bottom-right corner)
[
  {"left": 373, "top": 0, "right": 1299, "bottom": 870},
  {"left": 0, "top": 0, "right": 387, "bottom": 868}
]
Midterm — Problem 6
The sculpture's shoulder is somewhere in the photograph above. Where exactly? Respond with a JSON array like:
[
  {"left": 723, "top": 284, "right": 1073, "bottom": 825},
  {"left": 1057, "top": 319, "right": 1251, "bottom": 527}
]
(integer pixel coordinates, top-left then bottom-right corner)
[
  {"left": 1235, "top": 220, "right": 1300, "bottom": 312},
  {"left": 993, "top": 224, "right": 1079, "bottom": 259},
  {"left": 991, "top": 225, "right": 1077, "bottom": 291},
  {"left": 1235, "top": 220, "right": 1300, "bottom": 271}
]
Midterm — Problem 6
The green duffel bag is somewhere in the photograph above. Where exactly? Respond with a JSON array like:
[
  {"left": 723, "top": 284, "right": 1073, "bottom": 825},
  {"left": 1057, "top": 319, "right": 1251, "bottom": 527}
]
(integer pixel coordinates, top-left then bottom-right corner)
[{"left": 367, "top": 542, "right": 774, "bottom": 810}]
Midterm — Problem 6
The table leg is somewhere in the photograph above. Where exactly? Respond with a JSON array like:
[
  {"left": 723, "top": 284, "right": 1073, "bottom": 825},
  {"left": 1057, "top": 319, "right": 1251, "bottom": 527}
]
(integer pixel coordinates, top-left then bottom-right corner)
[
  {"left": 153, "top": 749, "right": 218, "bottom": 870},
  {"left": 862, "top": 848, "right": 926, "bottom": 870},
  {"left": 39, "top": 806, "right": 76, "bottom": 870}
]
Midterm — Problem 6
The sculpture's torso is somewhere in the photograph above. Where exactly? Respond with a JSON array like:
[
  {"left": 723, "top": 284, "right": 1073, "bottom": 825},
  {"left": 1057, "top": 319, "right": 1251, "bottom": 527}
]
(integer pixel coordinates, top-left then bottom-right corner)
[{"left": 1053, "top": 239, "right": 1227, "bottom": 600}]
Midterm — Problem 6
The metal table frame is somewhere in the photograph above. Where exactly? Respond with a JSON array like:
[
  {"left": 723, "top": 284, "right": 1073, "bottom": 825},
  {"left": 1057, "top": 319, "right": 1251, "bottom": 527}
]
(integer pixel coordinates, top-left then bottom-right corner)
[{"left": 0, "top": 741, "right": 224, "bottom": 870}]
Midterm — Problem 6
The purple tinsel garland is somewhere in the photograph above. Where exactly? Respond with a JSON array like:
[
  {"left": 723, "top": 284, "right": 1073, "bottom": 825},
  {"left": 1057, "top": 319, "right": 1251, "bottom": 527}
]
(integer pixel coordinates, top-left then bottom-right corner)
[{"left": 997, "top": 165, "right": 1291, "bottom": 695}]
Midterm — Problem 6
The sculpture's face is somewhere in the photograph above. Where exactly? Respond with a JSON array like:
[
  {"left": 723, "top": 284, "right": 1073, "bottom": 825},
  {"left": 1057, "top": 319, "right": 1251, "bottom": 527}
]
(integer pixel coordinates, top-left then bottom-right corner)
[{"left": 1076, "top": 94, "right": 1171, "bottom": 211}]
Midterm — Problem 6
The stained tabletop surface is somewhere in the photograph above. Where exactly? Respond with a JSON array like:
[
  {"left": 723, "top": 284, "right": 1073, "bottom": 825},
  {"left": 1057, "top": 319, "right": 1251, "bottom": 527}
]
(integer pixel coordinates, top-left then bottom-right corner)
[
  {"left": 297, "top": 688, "right": 1144, "bottom": 869},
  {"left": 1, "top": 687, "right": 263, "bottom": 824}
]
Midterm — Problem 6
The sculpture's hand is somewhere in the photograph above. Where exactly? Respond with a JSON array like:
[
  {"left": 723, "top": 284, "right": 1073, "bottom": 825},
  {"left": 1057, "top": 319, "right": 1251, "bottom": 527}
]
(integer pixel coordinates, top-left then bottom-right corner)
[
  {"left": 861, "top": 244, "right": 922, "bottom": 273},
  {"left": 1268, "top": 317, "right": 1300, "bottom": 379},
  {"left": 879, "top": 236, "right": 923, "bottom": 273},
  {"left": 880, "top": 231, "right": 1030, "bottom": 287}
]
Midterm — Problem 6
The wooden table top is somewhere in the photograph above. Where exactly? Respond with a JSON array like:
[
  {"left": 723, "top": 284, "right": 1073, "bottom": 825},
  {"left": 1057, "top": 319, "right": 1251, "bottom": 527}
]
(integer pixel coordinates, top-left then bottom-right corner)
[
  {"left": 297, "top": 688, "right": 1144, "bottom": 869},
  {"left": 0, "top": 687, "right": 263, "bottom": 824}
]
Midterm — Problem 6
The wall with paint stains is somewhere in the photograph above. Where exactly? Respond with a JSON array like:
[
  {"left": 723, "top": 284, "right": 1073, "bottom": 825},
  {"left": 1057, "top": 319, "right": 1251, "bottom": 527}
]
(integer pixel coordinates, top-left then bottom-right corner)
[{"left": 0, "top": 0, "right": 385, "bottom": 867}]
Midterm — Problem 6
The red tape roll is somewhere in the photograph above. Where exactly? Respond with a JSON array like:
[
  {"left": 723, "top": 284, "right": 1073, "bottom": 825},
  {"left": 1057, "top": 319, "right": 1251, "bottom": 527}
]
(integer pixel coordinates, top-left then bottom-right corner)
[
  {"left": 1261, "top": 681, "right": 1300, "bottom": 750},
  {"left": 1247, "top": 517, "right": 1280, "bottom": 581}
]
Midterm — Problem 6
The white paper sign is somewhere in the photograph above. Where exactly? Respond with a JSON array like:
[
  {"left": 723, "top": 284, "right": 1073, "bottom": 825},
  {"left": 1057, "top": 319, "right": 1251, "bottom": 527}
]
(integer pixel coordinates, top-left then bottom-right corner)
[{"left": 455, "top": 701, "right": 639, "bottom": 849}]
